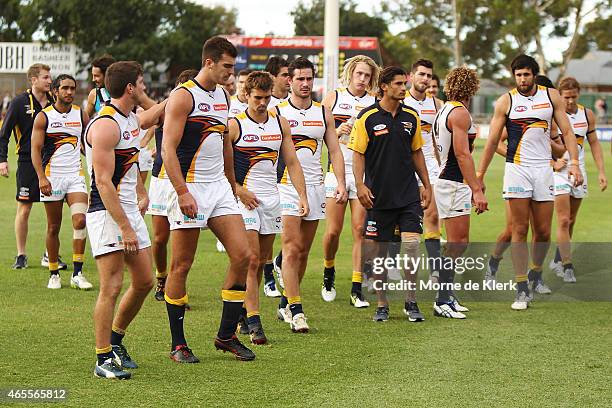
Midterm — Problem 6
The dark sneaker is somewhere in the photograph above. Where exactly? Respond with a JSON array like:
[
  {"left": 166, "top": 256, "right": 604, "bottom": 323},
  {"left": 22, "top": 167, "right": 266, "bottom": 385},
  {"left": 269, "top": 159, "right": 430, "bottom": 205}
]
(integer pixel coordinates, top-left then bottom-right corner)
[
  {"left": 12, "top": 254, "right": 28, "bottom": 269},
  {"left": 170, "top": 345, "right": 200, "bottom": 363},
  {"left": 373, "top": 306, "right": 389, "bottom": 322},
  {"left": 214, "top": 335, "right": 256, "bottom": 361},
  {"left": 112, "top": 344, "right": 138, "bottom": 369},
  {"left": 249, "top": 324, "right": 268, "bottom": 345},
  {"left": 94, "top": 358, "right": 131, "bottom": 379},
  {"left": 238, "top": 314, "right": 249, "bottom": 335},
  {"left": 403, "top": 301, "right": 425, "bottom": 322},
  {"left": 40, "top": 253, "right": 67, "bottom": 270},
  {"left": 154, "top": 277, "right": 166, "bottom": 301}
]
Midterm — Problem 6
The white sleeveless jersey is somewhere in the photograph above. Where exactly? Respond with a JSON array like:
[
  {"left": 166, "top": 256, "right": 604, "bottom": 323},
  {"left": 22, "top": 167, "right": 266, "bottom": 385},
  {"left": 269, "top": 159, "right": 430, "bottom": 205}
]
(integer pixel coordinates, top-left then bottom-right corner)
[
  {"left": 229, "top": 94, "right": 248, "bottom": 118},
  {"left": 41, "top": 104, "right": 83, "bottom": 177},
  {"left": 276, "top": 99, "right": 325, "bottom": 185},
  {"left": 86, "top": 104, "right": 141, "bottom": 212},
  {"left": 433, "top": 101, "right": 477, "bottom": 183},
  {"left": 233, "top": 109, "right": 283, "bottom": 195},
  {"left": 332, "top": 88, "right": 375, "bottom": 171},
  {"left": 558, "top": 105, "right": 590, "bottom": 174},
  {"left": 269, "top": 94, "right": 288, "bottom": 109},
  {"left": 176, "top": 79, "right": 229, "bottom": 183},
  {"left": 403, "top": 92, "right": 438, "bottom": 160},
  {"left": 506, "top": 85, "right": 554, "bottom": 167}
]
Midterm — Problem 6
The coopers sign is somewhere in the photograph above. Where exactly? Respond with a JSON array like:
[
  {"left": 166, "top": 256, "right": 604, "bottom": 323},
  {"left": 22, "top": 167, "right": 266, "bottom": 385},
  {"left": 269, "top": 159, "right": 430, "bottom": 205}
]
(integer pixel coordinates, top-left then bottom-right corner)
[{"left": 0, "top": 42, "right": 77, "bottom": 75}]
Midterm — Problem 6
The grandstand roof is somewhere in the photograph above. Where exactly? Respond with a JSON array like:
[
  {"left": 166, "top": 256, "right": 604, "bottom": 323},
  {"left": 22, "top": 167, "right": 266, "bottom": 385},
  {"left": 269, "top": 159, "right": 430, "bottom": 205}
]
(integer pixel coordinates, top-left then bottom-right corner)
[{"left": 549, "top": 51, "right": 612, "bottom": 86}]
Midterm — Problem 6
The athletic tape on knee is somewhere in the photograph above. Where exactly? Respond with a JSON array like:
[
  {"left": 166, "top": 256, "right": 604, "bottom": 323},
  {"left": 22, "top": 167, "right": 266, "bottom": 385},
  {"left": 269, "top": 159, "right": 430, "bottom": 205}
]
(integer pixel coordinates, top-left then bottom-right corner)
[
  {"left": 73, "top": 228, "right": 87, "bottom": 240},
  {"left": 69, "top": 202, "right": 88, "bottom": 216}
]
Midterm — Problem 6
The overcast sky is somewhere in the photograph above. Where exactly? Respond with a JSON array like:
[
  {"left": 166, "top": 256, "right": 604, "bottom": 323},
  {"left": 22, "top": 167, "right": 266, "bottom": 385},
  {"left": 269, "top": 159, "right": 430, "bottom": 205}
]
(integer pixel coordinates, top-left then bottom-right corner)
[{"left": 199, "top": 0, "right": 597, "bottom": 64}]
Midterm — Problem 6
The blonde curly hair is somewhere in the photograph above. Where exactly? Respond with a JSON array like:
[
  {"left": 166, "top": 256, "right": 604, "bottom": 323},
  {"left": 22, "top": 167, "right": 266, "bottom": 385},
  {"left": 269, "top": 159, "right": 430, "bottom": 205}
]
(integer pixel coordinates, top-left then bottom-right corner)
[
  {"left": 444, "top": 67, "right": 480, "bottom": 102},
  {"left": 340, "top": 55, "right": 380, "bottom": 94}
]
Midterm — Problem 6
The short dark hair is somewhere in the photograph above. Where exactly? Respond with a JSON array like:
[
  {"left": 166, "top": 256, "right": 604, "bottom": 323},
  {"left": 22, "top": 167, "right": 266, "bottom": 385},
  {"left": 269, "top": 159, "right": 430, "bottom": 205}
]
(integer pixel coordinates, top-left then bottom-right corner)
[
  {"left": 411, "top": 59, "right": 433, "bottom": 73},
  {"left": 431, "top": 73, "right": 440, "bottom": 85},
  {"left": 202, "top": 36, "right": 237, "bottom": 65},
  {"left": 535, "top": 75, "right": 554, "bottom": 89},
  {"left": 92, "top": 55, "right": 116, "bottom": 75},
  {"left": 105, "top": 61, "right": 143, "bottom": 99},
  {"left": 244, "top": 71, "right": 274, "bottom": 94},
  {"left": 288, "top": 57, "right": 315, "bottom": 78},
  {"left": 265, "top": 56, "right": 289, "bottom": 77},
  {"left": 511, "top": 54, "right": 540, "bottom": 75},
  {"left": 176, "top": 69, "right": 199, "bottom": 86},
  {"left": 378, "top": 66, "right": 406, "bottom": 96},
  {"left": 238, "top": 68, "right": 253, "bottom": 78},
  {"left": 52, "top": 74, "right": 76, "bottom": 91}
]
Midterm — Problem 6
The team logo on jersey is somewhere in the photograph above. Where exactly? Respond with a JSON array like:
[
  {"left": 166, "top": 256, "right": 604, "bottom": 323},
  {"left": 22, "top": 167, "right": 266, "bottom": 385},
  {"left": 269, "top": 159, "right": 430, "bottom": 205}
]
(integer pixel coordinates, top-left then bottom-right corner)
[
  {"left": 50, "top": 122, "right": 62, "bottom": 128},
  {"left": 365, "top": 220, "right": 377, "bottom": 237},
  {"left": 243, "top": 134, "right": 259, "bottom": 142},
  {"left": 198, "top": 103, "right": 211, "bottom": 112},
  {"left": 339, "top": 103, "right": 352, "bottom": 110},
  {"left": 303, "top": 121, "right": 323, "bottom": 127},
  {"left": 291, "top": 134, "right": 318, "bottom": 154},
  {"left": 533, "top": 103, "right": 551, "bottom": 110},
  {"left": 64, "top": 122, "right": 81, "bottom": 127},
  {"left": 123, "top": 131, "right": 131, "bottom": 140},
  {"left": 373, "top": 124, "right": 386, "bottom": 131},
  {"left": 261, "top": 134, "right": 282, "bottom": 141},
  {"left": 214, "top": 103, "right": 228, "bottom": 111},
  {"left": 288, "top": 120, "right": 299, "bottom": 127},
  {"left": 514, "top": 105, "right": 528, "bottom": 113},
  {"left": 402, "top": 122, "right": 413, "bottom": 130}
]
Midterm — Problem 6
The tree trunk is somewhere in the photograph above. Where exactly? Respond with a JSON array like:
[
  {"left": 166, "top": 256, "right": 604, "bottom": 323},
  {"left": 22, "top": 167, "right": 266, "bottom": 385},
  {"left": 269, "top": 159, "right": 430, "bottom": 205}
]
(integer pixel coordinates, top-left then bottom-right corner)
[
  {"left": 555, "top": 0, "right": 585, "bottom": 86},
  {"left": 452, "top": 0, "right": 463, "bottom": 66}
]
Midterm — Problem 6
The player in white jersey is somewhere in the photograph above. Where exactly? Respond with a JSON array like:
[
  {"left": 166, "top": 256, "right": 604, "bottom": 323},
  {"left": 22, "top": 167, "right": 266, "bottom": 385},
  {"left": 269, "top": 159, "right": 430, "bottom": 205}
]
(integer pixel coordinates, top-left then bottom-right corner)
[
  {"left": 404, "top": 59, "right": 444, "bottom": 284},
  {"left": 31, "top": 74, "right": 91, "bottom": 290},
  {"left": 265, "top": 56, "right": 290, "bottom": 108},
  {"left": 146, "top": 69, "right": 198, "bottom": 302},
  {"left": 85, "top": 61, "right": 166, "bottom": 379},
  {"left": 320, "top": 55, "right": 378, "bottom": 307},
  {"left": 549, "top": 77, "right": 607, "bottom": 282},
  {"left": 231, "top": 71, "right": 308, "bottom": 344},
  {"left": 274, "top": 57, "right": 348, "bottom": 333},
  {"left": 228, "top": 69, "right": 252, "bottom": 118},
  {"left": 162, "top": 37, "right": 255, "bottom": 363},
  {"left": 432, "top": 67, "right": 488, "bottom": 319},
  {"left": 477, "top": 54, "right": 583, "bottom": 310}
]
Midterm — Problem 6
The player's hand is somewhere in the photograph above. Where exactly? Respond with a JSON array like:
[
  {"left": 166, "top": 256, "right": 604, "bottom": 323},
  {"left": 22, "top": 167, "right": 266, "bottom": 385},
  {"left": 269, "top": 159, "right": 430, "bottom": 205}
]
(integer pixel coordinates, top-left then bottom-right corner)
[
  {"left": 39, "top": 176, "right": 52, "bottom": 196},
  {"left": 298, "top": 195, "right": 310, "bottom": 217},
  {"left": 472, "top": 189, "right": 488, "bottom": 215},
  {"left": 336, "top": 123, "right": 353, "bottom": 141},
  {"left": 178, "top": 191, "right": 198, "bottom": 219},
  {"left": 420, "top": 185, "right": 431, "bottom": 210},
  {"left": 357, "top": 183, "right": 374, "bottom": 209},
  {"left": 237, "top": 187, "right": 259, "bottom": 210},
  {"left": 553, "top": 158, "right": 567, "bottom": 172},
  {"left": 568, "top": 165, "right": 583, "bottom": 187},
  {"left": 335, "top": 184, "right": 348, "bottom": 204},
  {"left": 137, "top": 193, "right": 149, "bottom": 216},
  {"left": 0, "top": 161, "right": 9, "bottom": 177},
  {"left": 151, "top": 146, "right": 157, "bottom": 159},
  {"left": 597, "top": 172, "right": 607, "bottom": 192},
  {"left": 120, "top": 225, "right": 139, "bottom": 255}
]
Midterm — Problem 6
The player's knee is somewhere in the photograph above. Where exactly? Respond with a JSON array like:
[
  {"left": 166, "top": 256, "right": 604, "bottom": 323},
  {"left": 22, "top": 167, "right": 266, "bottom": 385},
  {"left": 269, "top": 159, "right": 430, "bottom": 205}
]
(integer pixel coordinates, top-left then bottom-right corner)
[
  {"left": 325, "top": 228, "right": 341, "bottom": 243},
  {"left": 72, "top": 215, "right": 86, "bottom": 231},
  {"left": 171, "top": 258, "right": 193, "bottom": 277},
  {"left": 513, "top": 222, "right": 529, "bottom": 237},
  {"left": 283, "top": 243, "right": 303, "bottom": 264},
  {"left": 557, "top": 214, "right": 571, "bottom": 230},
  {"left": 133, "top": 277, "right": 154, "bottom": 293},
  {"left": 47, "top": 222, "right": 61, "bottom": 236},
  {"left": 100, "top": 281, "right": 122, "bottom": 299},
  {"left": 229, "top": 246, "right": 252, "bottom": 270},
  {"left": 153, "top": 232, "right": 169, "bottom": 247}
]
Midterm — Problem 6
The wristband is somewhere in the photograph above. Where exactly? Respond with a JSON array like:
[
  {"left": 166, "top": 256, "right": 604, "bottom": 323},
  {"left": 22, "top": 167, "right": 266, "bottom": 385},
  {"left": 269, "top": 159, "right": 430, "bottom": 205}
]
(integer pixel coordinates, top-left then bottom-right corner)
[
  {"left": 176, "top": 185, "right": 189, "bottom": 196},
  {"left": 570, "top": 159, "right": 579, "bottom": 166}
]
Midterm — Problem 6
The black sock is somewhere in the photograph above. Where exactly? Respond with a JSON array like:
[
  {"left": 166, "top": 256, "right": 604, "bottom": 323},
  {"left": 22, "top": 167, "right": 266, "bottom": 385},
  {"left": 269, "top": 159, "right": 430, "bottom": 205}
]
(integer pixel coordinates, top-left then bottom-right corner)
[
  {"left": 436, "top": 258, "right": 454, "bottom": 304},
  {"left": 217, "top": 285, "right": 246, "bottom": 340},
  {"left": 425, "top": 238, "right": 441, "bottom": 272},
  {"left": 263, "top": 262, "right": 274, "bottom": 283},
  {"left": 554, "top": 247, "right": 562, "bottom": 263},
  {"left": 110, "top": 329, "right": 124, "bottom": 346},
  {"left": 323, "top": 267, "right": 335, "bottom": 290},
  {"left": 73, "top": 262, "right": 83, "bottom": 277},
  {"left": 289, "top": 302, "right": 303, "bottom": 317},
  {"left": 517, "top": 280, "right": 529, "bottom": 294},
  {"left": 279, "top": 295, "right": 288, "bottom": 309},
  {"left": 528, "top": 270, "right": 542, "bottom": 282},
  {"left": 50, "top": 269, "right": 59, "bottom": 276},
  {"left": 275, "top": 251, "right": 283, "bottom": 267},
  {"left": 563, "top": 262, "right": 574, "bottom": 270},
  {"left": 166, "top": 302, "right": 187, "bottom": 349},
  {"left": 97, "top": 350, "right": 114, "bottom": 365},
  {"left": 351, "top": 282, "right": 362, "bottom": 294}
]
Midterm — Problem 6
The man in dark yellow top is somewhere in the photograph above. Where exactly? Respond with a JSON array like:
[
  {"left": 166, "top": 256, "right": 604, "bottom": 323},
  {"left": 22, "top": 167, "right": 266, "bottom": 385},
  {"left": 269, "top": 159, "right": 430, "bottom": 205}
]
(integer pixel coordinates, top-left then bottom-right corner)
[{"left": 348, "top": 66, "right": 432, "bottom": 323}]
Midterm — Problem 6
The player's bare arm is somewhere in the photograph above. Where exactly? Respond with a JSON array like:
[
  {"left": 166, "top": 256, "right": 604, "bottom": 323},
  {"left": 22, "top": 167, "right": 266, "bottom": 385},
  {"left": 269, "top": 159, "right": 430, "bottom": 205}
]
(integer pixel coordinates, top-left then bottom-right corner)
[
  {"left": 323, "top": 106, "right": 348, "bottom": 203},
  {"left": 30, "top": 112, "right": 51, "bottom": 196}
]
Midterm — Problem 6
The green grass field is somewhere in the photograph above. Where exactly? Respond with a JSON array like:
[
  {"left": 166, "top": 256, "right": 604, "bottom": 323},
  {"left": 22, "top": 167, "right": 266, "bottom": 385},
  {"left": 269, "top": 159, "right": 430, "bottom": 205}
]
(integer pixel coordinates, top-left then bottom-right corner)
[{"left": 1, "top": 140, "right": 611, "bottom": 407}]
